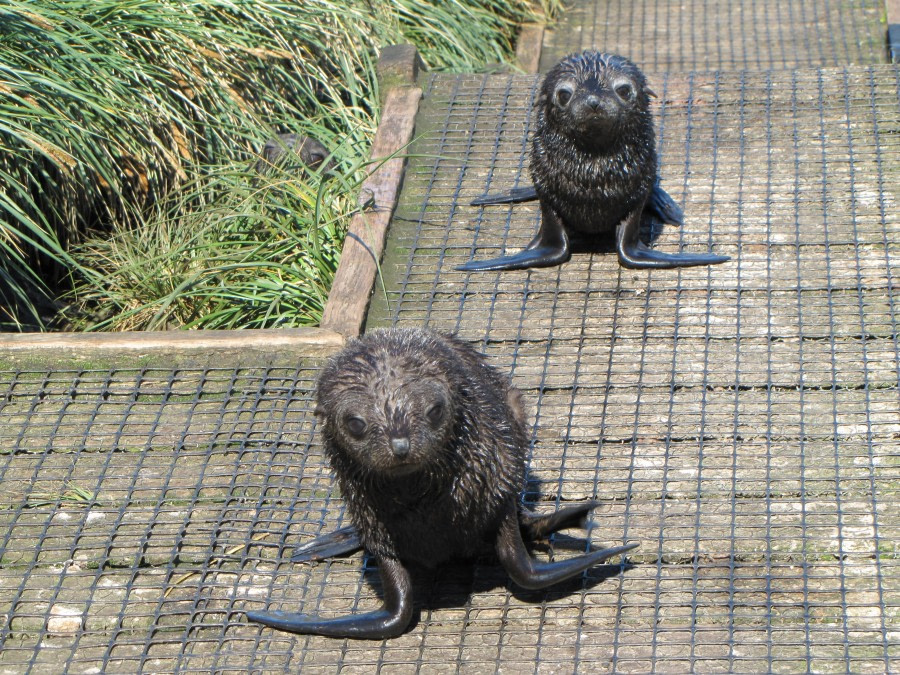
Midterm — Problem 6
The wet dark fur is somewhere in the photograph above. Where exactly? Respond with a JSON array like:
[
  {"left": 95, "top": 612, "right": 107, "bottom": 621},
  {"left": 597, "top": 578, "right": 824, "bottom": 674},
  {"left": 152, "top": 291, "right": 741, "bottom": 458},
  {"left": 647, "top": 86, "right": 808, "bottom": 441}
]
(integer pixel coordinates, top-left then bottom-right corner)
[
  {"left": 255, "top": 133, "right": 332, "bottom": 174},
  {"left": 247, "top": 327, "right": 637, "bottom": 638},
  {"left": 532, "top": 51, "right": 658, "bottom": 239},
  {"left": 316, "top": 327, "right": 527, "bottom": 568}
]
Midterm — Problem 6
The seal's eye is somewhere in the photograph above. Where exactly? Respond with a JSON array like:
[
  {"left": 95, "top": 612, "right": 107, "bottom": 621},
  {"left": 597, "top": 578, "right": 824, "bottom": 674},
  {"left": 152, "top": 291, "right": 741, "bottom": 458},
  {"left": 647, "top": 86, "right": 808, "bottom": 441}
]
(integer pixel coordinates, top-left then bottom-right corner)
[
  {"left": 426, "top": 402, "right": 444, "bottom": 426},
  {"left": 555, "top": 86, "right": 573, "bottom": 107},
  {"left": 614, "top": 83, "right": 635, "bottom": 102},
  {"left": 345, "top": 416, "right": 367, "bottom": 438}
]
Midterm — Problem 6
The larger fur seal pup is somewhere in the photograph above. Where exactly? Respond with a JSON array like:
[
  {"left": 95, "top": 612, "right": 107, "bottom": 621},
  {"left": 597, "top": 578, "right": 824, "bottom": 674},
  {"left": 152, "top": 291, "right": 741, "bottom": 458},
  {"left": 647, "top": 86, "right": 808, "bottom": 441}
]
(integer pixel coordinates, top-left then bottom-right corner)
[
  {"left": 458, "top": 51, "right": 729, "bottom": 271},
  {"left": 246, "top": 327, "right": 636, "bottom": 639}
]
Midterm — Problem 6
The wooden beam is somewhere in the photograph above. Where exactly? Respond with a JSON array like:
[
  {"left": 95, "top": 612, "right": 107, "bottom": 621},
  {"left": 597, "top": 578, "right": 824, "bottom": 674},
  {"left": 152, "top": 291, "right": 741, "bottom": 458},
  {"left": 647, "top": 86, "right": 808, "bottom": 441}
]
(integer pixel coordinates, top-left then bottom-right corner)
[
  {"left": 319, "top": 85, "right": 422, "bottom": 337},
  {"left": 887, "top": 0, "right": 900, "bottom": 21},
  {"left": 0, "top": 327, "right": 342, "bottom": 352},
  {"left": 888, "top": 0, "right": 900, "bottom": 62},
  {"left": 515, "top": 23, "right": 545, "bottom": 74},
  {"left": 377, "top": 44, "right": 424, "bottom": 95}
]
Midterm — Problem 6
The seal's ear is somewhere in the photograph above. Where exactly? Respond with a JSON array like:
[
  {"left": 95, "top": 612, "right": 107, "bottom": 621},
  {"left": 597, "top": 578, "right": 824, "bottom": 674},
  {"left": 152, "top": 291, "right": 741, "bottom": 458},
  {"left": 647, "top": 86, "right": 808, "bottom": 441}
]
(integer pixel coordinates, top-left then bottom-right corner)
[{"left": 645, "top": 87, "right": 658, "bottom": 98}]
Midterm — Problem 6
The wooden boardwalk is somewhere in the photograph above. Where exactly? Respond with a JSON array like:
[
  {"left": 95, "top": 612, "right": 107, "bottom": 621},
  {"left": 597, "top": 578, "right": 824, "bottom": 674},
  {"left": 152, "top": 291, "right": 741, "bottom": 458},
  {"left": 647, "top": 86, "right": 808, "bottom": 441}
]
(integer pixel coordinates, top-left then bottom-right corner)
[
  {"left": 0, "top": 2, "right": 897, "bottom": 673},
  {"left": 364, "top": 66, "right": 899, "bottom": 672},
  {"left": 539, "top": 0, "right": 887, "bottom": 71}
]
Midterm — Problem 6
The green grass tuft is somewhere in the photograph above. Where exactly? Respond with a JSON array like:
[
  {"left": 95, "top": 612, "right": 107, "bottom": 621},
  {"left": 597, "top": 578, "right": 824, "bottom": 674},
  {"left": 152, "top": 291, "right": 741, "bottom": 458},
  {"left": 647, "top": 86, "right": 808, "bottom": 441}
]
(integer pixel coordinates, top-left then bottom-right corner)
[{"left": 0, "top": 0, "right": 557, "bottom": 331}]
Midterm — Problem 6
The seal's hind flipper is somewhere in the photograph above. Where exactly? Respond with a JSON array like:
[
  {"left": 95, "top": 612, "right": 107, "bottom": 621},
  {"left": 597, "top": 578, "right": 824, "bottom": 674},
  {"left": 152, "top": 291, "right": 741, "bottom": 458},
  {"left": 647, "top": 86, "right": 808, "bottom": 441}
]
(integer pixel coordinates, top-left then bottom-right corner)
[
  {"left": 519, "top": 501, "right": 599, "bottom": 541},
  {"left": 455, "top": 246, "right": 569, "bottom": 272},
  {"left": 501, "top": 540, "right": 638, "bottom": 590},
  {"left": 617, "top": 206, "right": 729, "bottom": 269},
  {"left": 291, "top": 525, "right": 362, "bottom": 562},
  {"left": 248, "top": 556, "right": 414, "bottom": 639},
  {"left": 496, "top": 502, "right": 638, "bottom": 590},
  {"left": 646, "top": 180, "right": 684, "bottom": 226},
  {"left": 470, "top": 185, "right": 538, "bottom": 206},
  {"left": 457, "top": 202, "right": 570, "bottom": 272}
]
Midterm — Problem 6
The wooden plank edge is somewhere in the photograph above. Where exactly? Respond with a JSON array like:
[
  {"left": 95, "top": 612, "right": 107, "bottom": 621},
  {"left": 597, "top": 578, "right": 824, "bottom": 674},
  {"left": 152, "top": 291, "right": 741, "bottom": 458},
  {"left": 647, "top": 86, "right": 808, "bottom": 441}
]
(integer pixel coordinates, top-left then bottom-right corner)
[
  {"left": 890, "top": 26, "right": 900, "bottom": 63},
  {"left": 377, "top": 44, "right": 424, "bottom": 98},
  {"left": 887, "top": 0, "right": 900, "bottom": 62},
  {"left": 319, "top": 71, "right": 422, "bottom": 337},
  {"left": 516, "top": 23, "right": 545, "bottom": 74},
  {"left": 887, "top": 0, "right": 900, "bottom": 24},
  {"left": 0, "top": 327, "right": 343, "bottom": 352},
  {"left": 888, "top": 0, "right": 900, "bottom": 62},
  {"left": 0, "top": 328, "right": 345, "bottom": 370}
]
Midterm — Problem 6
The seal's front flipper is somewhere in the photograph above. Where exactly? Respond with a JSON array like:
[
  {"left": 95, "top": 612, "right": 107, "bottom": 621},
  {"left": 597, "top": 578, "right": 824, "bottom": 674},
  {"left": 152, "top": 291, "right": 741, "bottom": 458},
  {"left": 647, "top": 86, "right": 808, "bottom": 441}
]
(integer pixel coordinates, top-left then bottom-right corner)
[
  {"left": 292, "top": 525, "right": 362, "bottom": 562},
  {"left": 247, "top": 556, "right": 414, "bottom": 639},
  {"left": 646, "top": 180, "right": 684, "bottom": 226},
  {"left": 616, "top": 206, "right": 729, "bottom": 269},
  {"left": 520, "top": 501, "right": 600, "bottom": 541},
  {"left": 457, "top": 203, "right": 570, "bottom": 272},
  {"left": 496, "top": 502, "right": 638, "bottom": 590},
  {"left": 455, "top": 246, "right": 570, "bottom": 272},
  {"left": 470, "top": 185, "right": 538, "bottom": 206}
]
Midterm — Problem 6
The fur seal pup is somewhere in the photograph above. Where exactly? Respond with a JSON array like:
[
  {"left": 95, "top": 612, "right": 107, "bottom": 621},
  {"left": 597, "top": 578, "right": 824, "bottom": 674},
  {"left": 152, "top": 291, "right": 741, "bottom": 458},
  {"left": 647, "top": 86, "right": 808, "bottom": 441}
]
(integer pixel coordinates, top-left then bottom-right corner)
[
  {"left": 254, "top": 133, "right": 333, "bottom": 174},
  {"left": 458, "top": 51, "right": 729, "bottom": 271},
  {"left": 246, "top": 327, "right": 637, "bottom": 639}
]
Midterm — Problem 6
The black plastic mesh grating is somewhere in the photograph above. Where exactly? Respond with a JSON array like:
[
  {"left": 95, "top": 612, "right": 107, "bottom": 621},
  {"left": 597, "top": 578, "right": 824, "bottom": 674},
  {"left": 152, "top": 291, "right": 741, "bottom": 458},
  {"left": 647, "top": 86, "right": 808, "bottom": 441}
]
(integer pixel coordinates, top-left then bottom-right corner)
[
  {"left": 0, "top": 67, "right": 897, "bottom": 672},
  {"left": 364, "top": 67, "right": 900, "bottom": 671},
  {"left": 539, "top": 0, "right": 889, "bottom": 72},
  {"left": 0, "top": 365, "right": 358, "bottom": 672}
]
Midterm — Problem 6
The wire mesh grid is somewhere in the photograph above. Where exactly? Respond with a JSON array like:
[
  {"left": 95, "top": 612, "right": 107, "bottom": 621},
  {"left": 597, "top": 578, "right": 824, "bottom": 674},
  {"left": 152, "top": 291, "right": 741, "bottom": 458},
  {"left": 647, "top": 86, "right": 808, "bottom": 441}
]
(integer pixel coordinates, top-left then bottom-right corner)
[
  {"left": 539, "top": 0, "right": 888, "bottom": 72},
  {"left": 0, "top": 69, "right": 896, "bottom": 673},
  {"left": 0, "top": 364, "right": 365, "bottom": 672},
  {"left": 364, "top": 67, "right": 900, "bottom": 671}
]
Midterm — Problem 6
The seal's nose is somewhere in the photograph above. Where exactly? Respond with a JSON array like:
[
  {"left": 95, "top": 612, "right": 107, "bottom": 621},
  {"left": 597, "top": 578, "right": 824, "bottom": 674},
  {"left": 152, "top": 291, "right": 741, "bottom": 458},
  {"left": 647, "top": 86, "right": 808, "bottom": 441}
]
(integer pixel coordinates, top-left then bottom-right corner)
[
  {"left": 584, "top": 94, "right": 602, "bottom": 111},
  {"left": 391, "top": 437, "right": 410, "bottom": 458}
]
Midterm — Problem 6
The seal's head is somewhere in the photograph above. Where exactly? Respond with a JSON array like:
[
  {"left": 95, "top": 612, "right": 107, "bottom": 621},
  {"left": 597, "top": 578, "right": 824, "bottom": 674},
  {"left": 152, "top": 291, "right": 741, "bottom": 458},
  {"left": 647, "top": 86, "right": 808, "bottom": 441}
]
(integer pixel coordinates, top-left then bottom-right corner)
[
  {"left": 256, "top": 133, "right": 334, "bottom": 174},
  {"left": 316, "top": 328, "right": 458, "bottom": 478},
  {"left": 539, "top": 51, "right": 655, "bottom": 151}
]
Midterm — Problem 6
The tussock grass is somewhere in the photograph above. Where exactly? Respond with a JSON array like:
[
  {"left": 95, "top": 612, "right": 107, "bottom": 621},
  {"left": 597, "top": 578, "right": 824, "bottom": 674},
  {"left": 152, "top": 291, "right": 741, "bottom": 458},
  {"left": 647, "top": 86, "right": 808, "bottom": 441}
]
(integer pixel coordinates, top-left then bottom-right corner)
[
  {"left": 0, "top": 0, "right": 556, "bottom": 331},
  {"left": 68, "top": 163, "right": 354, "bottom": 331}
]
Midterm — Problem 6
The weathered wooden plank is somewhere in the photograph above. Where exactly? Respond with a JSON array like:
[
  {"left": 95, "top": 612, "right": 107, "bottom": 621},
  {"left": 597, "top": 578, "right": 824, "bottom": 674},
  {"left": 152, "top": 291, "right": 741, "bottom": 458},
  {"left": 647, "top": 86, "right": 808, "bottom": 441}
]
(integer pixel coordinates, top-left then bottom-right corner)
[
  {"left": 887, "top": 0, "right": 900, "bottom": 23},
  {"left": 376, "top": 43, "right": 424, "bottom": 94},
  {"left": 539, "top": 0, "right": 887, "bottom": 71},
  {"left": 515, "top": 23, "right": 544, "bottom": 74},
  {"left": 319, "top": 86, "right": 423, "bottom": 337},
  {"left": 888, "top": 0, "right": 900, "bottom": 62},
  {"left": 0, "top": 327, "right": 341, "bottom": 352},
  {"left": 0, "top": 328, "right": 344, "bottom": 370}
]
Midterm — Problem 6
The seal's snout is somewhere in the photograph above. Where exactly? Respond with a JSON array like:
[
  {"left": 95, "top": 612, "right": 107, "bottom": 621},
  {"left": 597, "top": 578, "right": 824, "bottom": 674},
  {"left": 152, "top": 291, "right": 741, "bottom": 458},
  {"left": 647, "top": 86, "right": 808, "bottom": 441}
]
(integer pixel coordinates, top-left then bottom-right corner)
[
  {"left": 584, "top": 94, "right": 602, "bottom": 111},
  {"left": 391, "top": 437, "right": 411, "bottom": 458},
  {"left": 573, "top": 92, "right": 618, "bottom": 123}
]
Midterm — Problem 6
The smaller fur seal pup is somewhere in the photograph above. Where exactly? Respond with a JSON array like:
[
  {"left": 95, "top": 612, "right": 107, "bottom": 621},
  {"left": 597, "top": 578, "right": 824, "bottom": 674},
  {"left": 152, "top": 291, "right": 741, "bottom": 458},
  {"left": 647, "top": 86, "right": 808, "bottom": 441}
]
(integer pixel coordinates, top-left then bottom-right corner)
[
  {"left": 254, "top": 133, "right": 333, "bottom": 174},
  {"left": 246, "top": 327, "right": 636, "bottom": 639},
  {"left": 458, "top": 51, "right": 729, "bottom": 271}
]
